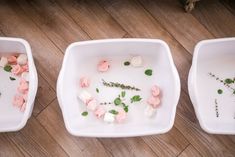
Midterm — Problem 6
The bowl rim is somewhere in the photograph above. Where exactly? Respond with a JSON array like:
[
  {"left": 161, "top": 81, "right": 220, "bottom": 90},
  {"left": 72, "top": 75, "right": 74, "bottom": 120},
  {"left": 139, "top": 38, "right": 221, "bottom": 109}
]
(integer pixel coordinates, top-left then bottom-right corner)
[
  {"left": 0, "top": 37, "right": 38, "bottom": 132},
  {"left": 188, "top": 37, "right": 235, "bottom": 135},
  {"left": 57, "top": 38, "right": 181, "bottom": 137}
]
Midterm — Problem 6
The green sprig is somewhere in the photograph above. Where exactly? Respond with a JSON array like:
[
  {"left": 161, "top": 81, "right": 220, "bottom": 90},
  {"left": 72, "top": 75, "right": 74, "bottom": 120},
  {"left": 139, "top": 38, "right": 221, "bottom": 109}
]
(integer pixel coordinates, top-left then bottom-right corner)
[
  {"left": 102, "top": 79, "right": 141, "bottom": 91},
  {"left": 131, "top": 95, "right": 142, "bottom": 103},
  {"left": 109, "top": 110, "right": 119, "bottom": 115},
  {"left": 81, "top": 111, "right": 88, "bottom": 116}
]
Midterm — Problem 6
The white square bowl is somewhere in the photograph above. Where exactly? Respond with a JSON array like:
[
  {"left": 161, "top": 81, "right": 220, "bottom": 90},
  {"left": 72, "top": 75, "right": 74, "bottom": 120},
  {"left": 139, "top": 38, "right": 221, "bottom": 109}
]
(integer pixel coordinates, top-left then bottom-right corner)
[
  {"left": 188, "top": 38, "right": 235, "bottom": 134},
  {"left": 0, "top": 37, "right": 38, "bottom": 132},
  {"left": 57, "top": 39, "right": 180, "bottom": 137}
]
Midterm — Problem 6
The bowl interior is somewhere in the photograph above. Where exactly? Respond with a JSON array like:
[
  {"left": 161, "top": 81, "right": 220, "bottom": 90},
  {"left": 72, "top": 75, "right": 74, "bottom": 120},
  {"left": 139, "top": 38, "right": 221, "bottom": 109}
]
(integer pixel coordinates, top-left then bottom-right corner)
[
  {"left": 59, "top": 40, "right": 179, "bottom": 136},
  {"left": 195, "top": 39, "right": 235, "bottom": 133},
  {"left": 0, "top": 40, "right": 27, "bottom": 130}
]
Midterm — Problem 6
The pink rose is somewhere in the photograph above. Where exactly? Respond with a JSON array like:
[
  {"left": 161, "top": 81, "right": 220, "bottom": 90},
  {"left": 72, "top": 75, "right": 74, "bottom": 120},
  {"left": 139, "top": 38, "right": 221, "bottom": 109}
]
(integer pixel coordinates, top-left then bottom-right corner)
[
  {"left": 151, "top": 85, "right": 160, "bottom": 97},
  {"left": 97, "top": 60, "right": 110, "bottom": 72},
  {"left": 17, "top": 79, "right": 29, "bottom": 94},
  {"left": 80, "top": 77, "right": 90, "bottom": 88},
  {"left": 147, "top": 96, "right": 161, "bottom": 108},
  {"left": 116, "top": 108, "right": 127, "bottom": 123},
  {"left": 13, "top": 95, "right": 24, "bottom": 107},
  {"left": 20, "top": 102, "right": 26, "bottom": 112},
  {"left": 23, "top": 91, "right": 28, "bottom": 101},
  {"left": 94, "top": 106, "right": 106, "bottom": 118},
  {"left": 7, "top": 55, "right": 17, "bottom": 64},
  {"left": 21, "top": 63, "right": 29, "bottom": 72},
  {"left": 11, "top": 64, "right": 23, "bottom": 75},
  {"left": 87, "top": 99, "right": 98, "bottom": 111}
]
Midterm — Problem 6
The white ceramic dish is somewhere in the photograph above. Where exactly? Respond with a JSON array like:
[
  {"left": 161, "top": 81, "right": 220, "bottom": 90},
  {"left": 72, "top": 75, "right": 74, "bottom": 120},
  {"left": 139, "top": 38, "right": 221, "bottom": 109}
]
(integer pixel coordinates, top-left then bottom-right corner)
[
  {"left": 0, "top": 37, "right": 38, "bottom": 132},
  {"left": 57, "top": 39, "right": 180, "bottom": 137},
  {"left": 188, "top": 38, "right": 235, "bottom": 135}
]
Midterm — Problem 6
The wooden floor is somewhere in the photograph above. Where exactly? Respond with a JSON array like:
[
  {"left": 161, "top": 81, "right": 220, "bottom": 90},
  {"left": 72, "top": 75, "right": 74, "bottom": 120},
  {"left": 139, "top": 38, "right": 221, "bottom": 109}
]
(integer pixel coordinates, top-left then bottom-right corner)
[{"left": 0, "top": 0, "right": 235, "bottom": 156}]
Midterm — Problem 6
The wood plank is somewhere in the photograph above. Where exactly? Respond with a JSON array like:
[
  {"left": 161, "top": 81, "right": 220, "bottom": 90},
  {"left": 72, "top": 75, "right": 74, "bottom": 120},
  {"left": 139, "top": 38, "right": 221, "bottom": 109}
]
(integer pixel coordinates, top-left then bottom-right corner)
[
  {"left": 178, "top": 145, "right": 201, "bottom": 157},
  {"left": 0, "top": 29, "right": 4, "bottom": 36},
  {"left": 0, "top": 134, "right": 25, "bottom": 157},
  {"left": 18, "top": 117, "right": 69, "bottom": 157},
  {"left": 6, "top": 117, "right": 68, "bottom": 156},
  {"left": 55, "top": 0, "right": 126, "bottom": 39},
  {"left": 33, "top": 99, "right": 45, "bottom": 117},
  {"left": 33, "top": 73, "right": 56, "bottom": 116},
  {"left": 0, "top": 1, "right": 235, "bottom": 156},
  {"left": 142, "top": 127, "right": 189, "bottom": 157},
  {"left": 34, "top": 73, "right": 56, "bottom": 113},
  {"left": 17, "top": 0, "right": 90, "bottom": 51},
  {"left": 99, "top": 138, "right": 158, "bottom": 157},
  {"left": 0, "top": 0, "right": 64, "bottom": 89},
  {"left": 6, "top": 132, "right": 50, "bottom": 157},
  {"left": 36, "top": 73, "right": 56, "bottom": 106},
  {"left": 192, "top": 0, "right": 235, "bottom": 37},
  {"left": 37, "top": 100, "right": 112, "bottom": 157},
  {"left": 177, "top": 88, "right": 199, "bottom": 124},
  {"left": 138, "top": 0, "right": 213, "bottom": 53},
  {"left": 221, "top": 0, "right": 235, "bottom": 16},
  {"left": 175, "top": 113, "right": 235, "bottom": 156}
]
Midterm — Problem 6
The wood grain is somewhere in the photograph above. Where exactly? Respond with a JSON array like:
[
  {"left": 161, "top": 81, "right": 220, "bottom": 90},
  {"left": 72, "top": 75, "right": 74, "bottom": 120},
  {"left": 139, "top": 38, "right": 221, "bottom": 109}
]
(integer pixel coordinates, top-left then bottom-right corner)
[
  {"left": 20, "top": 117, "right": 68, "bottom": 156},
  {"left": 99, "top": 138, "right": 158, "bottom": 157},
  {"left": 37, "top": 100, "right": 111, "bottom": 157},
  {"left": 55, "top": 0, "right": 126, "bottom": 39},
  {"left": 0, "top": 1, "right": 235, "bottom": 156},
  {"left": 175, "top": 113, "right": 235, "bottom": 156},
  {"left": 221, "top": 0, "right": 235, "bottom": 16},
  {"left": 17, "top": 0, "right": 90, "bottom": 52},
  {"left": 6, "top": 117, "right": 68, "bottom": 157},
  {"left": 0, "top": 134, "right": 24, "bottom": 157},
  {"left": 138, "top": 0, "right": 213, "bottom": 53},
  {"left": 141, "top": 127, "right": 189, "bottom": 157},
  {"left": 178, "top": 145, "right": 202, "bottom": 157},
  {"left": 192, "top": 0, "right": 235, "bottom": 37},
  {"left": 33, "top": 73, "right": 56, "bottom": 116},
  {"left": 6, "top": 132, "right": 50, "bottom": 157}
]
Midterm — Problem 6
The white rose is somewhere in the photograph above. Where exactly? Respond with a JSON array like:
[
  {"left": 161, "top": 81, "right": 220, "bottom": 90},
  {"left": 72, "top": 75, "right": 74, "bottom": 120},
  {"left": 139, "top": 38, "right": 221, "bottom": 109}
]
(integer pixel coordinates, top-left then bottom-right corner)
[
  {"left": 0, "top": 57, "right": 8, "bottom": 67},
  {"left": 131, "top": 56, "right": 143, "bottom": 67},
  {"left": 17, "top": 54, "right": 28, "bottom": 65}
]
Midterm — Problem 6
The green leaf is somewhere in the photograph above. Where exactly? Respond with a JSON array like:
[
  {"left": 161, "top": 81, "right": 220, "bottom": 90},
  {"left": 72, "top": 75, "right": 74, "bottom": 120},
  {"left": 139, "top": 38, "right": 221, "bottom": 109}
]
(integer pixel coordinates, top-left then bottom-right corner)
[
  {"left": 123, "top": 105, "right": 129, "bottom": 113},
  {"left": 225, "top": 78, "right": 234, "bottom": 84},
  {"left": 96, "top": 88, "right": 99, "bottom": 93},
  {"left": 131, "top": 95, "right": 142, "bottom": 103},
  {"left": 114, "top": 97, "right": 122, "bottom": 105},
  {"left": 233, "top": 90, "right": 235, "bottom": 95},
  {"left": 217, "top": 89, "right": 223, "bottom": 94},
  {"left": 9, "top": 77, "right": 16, "bottom": 81},
  {"left": 81, "top": 111, "right": 88, "bottom": 116},
  {"left": 121, "top": 91, "right": 126, "bottom": 97},
  {"left": 4, "top": 65, "right": 12, "bottom": 72},
  {"left": 124, "top": 61, "right": 130, "bottom": 66},
  {"left": 109, "top": 109, "right": 119, "bottom": 115},
  {"left": 145, "top": 69, "right": 152, "bottom": 76}
]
